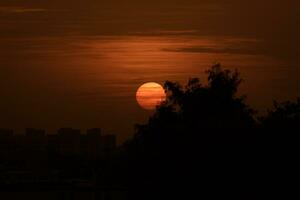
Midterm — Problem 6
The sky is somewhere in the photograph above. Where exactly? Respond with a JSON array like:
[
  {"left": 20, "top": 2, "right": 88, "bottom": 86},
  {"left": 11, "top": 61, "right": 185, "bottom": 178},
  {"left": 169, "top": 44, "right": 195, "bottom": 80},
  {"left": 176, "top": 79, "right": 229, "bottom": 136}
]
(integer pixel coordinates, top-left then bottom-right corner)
[
  {"left": 1, "top": 0, "right": 299, "bottom": 57},
  {"left": 0, "top": 0, "right": 299, "bottom": 142},
  {"left": 1, "top": 0, "right": 299, "bottom": 64}
]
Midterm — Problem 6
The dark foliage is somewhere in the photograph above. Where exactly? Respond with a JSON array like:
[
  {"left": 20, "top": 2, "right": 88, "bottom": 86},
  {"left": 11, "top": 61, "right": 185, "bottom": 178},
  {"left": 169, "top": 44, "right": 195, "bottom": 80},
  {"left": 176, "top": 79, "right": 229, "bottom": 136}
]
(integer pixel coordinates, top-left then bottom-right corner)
[
  {"left": 125, "top": 64, "right": 256, "bottom": 154},
  {"left": 114, "top": 64, "right": 298, "bottom": 199},
  {"left": 261, "top": 98, "right": 300, "bottom": 130}
]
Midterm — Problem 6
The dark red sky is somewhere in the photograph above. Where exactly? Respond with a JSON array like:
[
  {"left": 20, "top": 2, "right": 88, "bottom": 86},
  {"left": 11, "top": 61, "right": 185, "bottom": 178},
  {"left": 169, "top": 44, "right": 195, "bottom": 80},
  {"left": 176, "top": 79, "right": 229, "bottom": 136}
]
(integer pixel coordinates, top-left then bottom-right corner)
[
  {"left": 0, "top": 0, "right": 299, "bottom": 142},
  {"left": 1, "top": 0, "right": 299, "bottom": 57}
]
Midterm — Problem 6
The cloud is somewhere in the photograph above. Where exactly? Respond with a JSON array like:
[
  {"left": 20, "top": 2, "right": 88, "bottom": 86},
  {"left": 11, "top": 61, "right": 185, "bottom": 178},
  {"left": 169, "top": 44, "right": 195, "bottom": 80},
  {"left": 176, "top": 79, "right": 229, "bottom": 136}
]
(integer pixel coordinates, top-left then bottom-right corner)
[
  {"left": 0, "top": 0, "right": 299, "bottom": 61},
  {"left": 163, "top": 47, "right": 260, "bottom": 55},
  {"left": 162, "top": 38, "right": 264, "bottom": 56},
  {"left": 0, "top": 6, "right": 47, "bottom": 14}
]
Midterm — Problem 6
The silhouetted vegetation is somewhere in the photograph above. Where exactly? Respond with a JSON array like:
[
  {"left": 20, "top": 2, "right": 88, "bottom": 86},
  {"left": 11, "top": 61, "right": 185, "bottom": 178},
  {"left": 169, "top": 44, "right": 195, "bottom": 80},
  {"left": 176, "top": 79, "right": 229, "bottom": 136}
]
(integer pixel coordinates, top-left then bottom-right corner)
[
  {"left": 0, "top": 64, "right": 298, "bottom": 199},
  {"left": 261, "top": 99, "right": 300, "bottom": 130},
  {"left": 113, "top": 64, "right": 299, "bottom": 199}
]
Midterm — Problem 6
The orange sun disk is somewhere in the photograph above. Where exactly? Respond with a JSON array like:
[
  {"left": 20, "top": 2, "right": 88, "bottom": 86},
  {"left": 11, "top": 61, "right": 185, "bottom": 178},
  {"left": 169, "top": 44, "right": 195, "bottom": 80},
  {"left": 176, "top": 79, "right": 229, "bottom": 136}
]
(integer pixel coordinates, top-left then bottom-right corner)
[{"left": 136, "top": 82, "right": 166, "bottom": 110}]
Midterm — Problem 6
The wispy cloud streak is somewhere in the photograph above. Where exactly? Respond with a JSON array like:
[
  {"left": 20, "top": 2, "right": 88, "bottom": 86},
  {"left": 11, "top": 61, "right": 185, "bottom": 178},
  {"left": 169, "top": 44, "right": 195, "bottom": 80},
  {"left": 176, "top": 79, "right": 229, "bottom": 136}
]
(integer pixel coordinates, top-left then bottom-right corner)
[{"left": 0, "top": 6, "right": 47, "bottom": 14}]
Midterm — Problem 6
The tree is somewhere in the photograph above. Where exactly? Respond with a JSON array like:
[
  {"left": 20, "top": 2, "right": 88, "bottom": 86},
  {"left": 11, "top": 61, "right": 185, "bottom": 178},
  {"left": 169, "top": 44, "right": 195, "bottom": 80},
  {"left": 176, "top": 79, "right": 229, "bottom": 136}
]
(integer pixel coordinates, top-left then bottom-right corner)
[
  {"left": 261, "top": 98, "right": 300, "bottom": 130},
  {"left": 113, "top": 64, "right": 298, "bottom": 198},
  {"left": 142, "top": 63, "right": 255, "bottom": 138}
]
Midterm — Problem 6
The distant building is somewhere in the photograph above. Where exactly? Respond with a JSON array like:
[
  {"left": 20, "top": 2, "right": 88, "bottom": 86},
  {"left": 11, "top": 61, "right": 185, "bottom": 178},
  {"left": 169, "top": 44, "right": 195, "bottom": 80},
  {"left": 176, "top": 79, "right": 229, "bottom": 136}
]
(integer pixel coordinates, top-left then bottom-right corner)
[
  {"left": 0, "top": 129, "right": 13, "bottom": 137},
  {"left": 86, "top": 128, "right": 101, "bottom": 136},
  {"left": 100, "top": 134, "right": 117, "bottom": 153},
  {"left": 58, "top": 128, "right": 81, "bottom": 156},
  {"left": 0, "top": 129, "right": 14, "bottom": 158},
  {"left": 25, "top": 128, "right": 46, "bottom": 148},
  {"left": 24, "top": 129, "right": 47, "bottom": 167},
  {"left": 0, "top": 128, "right": 117, "bottom": 160},
  {"left": 0, "top": 129, "right": 14, "bottom": 143},
  {"left": 85, "top": 128, "right": 102, "bottom": 159},
  {"left": 46, "top": 134, "right": 60, "bottom": 155}
]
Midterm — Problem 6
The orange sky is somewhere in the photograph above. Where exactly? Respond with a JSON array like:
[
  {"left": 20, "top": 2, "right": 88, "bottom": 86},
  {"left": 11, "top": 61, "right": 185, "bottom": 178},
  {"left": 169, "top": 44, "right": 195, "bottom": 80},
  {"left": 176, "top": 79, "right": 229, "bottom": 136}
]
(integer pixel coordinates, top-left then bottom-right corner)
[{"left": 0, "top": 0, "right": 299, "bottom": 142}]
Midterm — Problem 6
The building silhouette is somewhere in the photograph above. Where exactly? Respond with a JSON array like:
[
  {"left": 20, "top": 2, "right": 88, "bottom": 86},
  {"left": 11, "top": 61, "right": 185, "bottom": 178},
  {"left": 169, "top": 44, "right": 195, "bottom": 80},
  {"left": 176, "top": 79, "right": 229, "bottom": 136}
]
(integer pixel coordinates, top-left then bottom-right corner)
[
  {"left": 0, "top": 128, "right": 116, "bottom": 160},
  {"left": 101, "top": 134, "right": 117, "bottom": 154},
  {"left": 0, "top": 129, "right": 14, "bottom": 160},
  {"left": 58, "top": 128, "right": 81, "bottom": 156},
  {"left": 25, "top": 128, "right": 46, "bottom": 152},
  {"left": 85, "top": 128, "right": 102, "bottom": 159}
]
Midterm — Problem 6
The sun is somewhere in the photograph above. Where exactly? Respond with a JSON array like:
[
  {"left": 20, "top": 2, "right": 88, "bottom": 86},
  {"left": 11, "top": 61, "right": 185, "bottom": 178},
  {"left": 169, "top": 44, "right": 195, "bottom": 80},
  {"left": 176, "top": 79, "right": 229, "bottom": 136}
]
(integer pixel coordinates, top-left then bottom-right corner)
[{"left": 136, "top": 82, "right": 166, "bottom": 110}]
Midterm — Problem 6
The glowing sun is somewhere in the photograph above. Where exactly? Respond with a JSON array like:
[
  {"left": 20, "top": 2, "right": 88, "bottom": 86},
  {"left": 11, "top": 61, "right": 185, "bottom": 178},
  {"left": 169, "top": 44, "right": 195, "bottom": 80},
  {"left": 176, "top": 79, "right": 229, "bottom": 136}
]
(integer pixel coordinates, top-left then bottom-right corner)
[{"left": 136, "top": 82, "right": 166, "bottom": 110}]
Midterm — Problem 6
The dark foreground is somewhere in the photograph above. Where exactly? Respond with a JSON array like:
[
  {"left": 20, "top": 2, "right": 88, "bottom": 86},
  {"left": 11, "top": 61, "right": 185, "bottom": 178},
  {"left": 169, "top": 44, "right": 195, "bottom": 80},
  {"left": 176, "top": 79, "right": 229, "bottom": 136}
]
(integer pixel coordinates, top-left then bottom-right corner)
[{"left": 0, "top": 65, "right": 298, "bottom": 199}]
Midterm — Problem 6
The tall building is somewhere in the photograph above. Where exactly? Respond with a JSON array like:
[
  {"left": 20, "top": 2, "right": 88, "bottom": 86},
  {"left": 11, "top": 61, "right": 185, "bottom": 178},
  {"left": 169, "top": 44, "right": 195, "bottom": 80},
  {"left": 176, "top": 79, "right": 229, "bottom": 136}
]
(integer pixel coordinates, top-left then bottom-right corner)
[
  {"left": 46, "top": 134, "right": 60, "bottom": 155},
  {"left": 25, "top": 128, "right": 46, "bottom": 148},
  {"left": 85, "top": 128, "right": 102, "bottom": 159},
  {"left": 58, "top": 128, "right": 81, "bottom": 156},
  {"left": 22, "top": 129, "right": 47, "bottom": 169},
  {"left": 0, "top": 129, "right": 14, "bottom": 159},
  {"left": 100, "top": 134, "right": 117, "bottom": 153}
]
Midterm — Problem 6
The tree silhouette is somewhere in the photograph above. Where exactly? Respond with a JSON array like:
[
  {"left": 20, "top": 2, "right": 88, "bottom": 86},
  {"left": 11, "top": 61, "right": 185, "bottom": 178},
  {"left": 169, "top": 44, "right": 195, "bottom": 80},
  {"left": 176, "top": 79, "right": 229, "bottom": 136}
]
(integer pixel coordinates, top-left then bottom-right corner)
[
  {"left": 106, "top": 65, "right": 299, "bottom": 198},
  {"left": 261, "top": 98, "right": 300, "bottom": 130},
  {"left": 117, "top": 64, "right": 260, "bottom": 198},
  {"left": 129, "top": 64, "right": 256, "bottom": 152}
]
